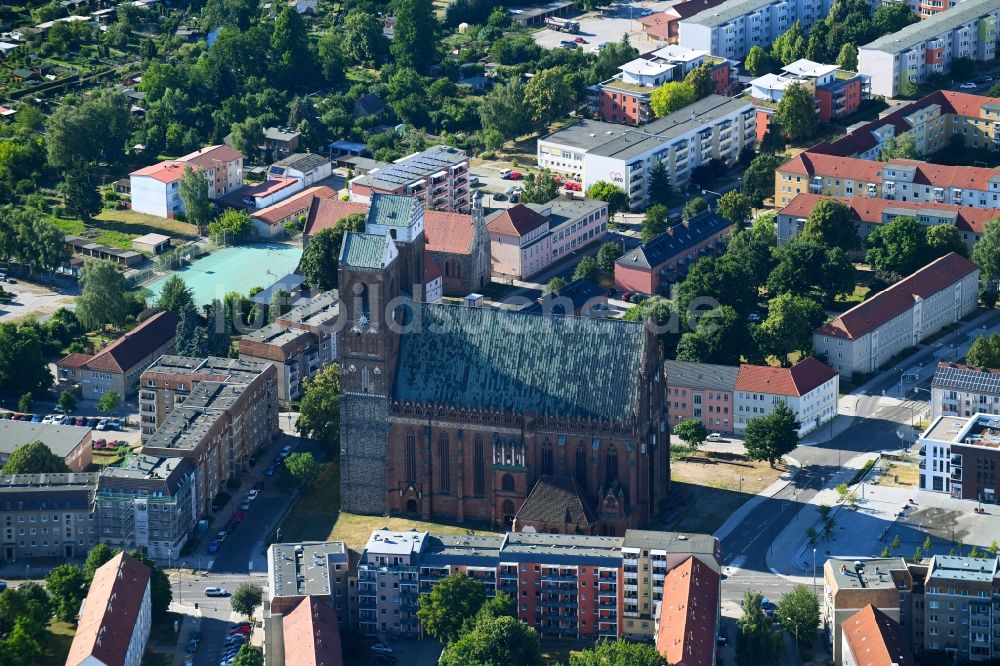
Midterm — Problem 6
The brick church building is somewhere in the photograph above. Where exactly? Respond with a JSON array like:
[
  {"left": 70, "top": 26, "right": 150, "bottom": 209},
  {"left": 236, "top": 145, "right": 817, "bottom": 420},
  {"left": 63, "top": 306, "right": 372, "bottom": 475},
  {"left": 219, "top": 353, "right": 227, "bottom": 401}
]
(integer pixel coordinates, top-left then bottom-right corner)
[{"left": 338, "top": 193, "right": 669, "bottom": 536}]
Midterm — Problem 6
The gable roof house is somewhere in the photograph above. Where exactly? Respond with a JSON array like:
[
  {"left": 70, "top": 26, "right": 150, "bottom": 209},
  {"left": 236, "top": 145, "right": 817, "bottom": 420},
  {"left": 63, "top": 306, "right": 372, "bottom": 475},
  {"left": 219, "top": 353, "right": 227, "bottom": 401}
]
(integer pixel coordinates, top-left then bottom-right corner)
[
  {"left": 655, "top": 556, "right": 721, "bottom": 666},
  {"left": 66, "top": 552, "right": 152, "bottom": 666},
  {"left": 56, "top": 311, "right": 180, "bottom": 401}
]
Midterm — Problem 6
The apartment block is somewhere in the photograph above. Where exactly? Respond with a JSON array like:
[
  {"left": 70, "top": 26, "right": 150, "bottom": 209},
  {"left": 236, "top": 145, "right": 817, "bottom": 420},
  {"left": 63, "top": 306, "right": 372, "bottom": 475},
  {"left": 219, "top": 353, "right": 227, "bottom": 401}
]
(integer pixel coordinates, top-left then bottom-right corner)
[
  {"left": 141, "top": 379, "right": 277, "bottom": 517},
  {"left": 859, "top": 0, "right": 1000, "bottom": 98},
  {"left": 679, "top": 0, "right": 834, "bottom": 61},
  {"left": 349, "top": 145, "right": 471, "bottom": 213},
  {"left": 139, "top": 355, "right": 278, "bottom": 441},
  {"left": 664, "top": 360, "right": 738, "bottom": 434},
  {"left": 267, "top": 541, "right": 353, "bottom": 623},
  {"left": 239, "top": 291, "right": 339, "bottom": 404},
  {"left": 0, "top": 472, "right": 97, "bottom": 561},
  {"left": 813, "top": 253, "right": 979, "bottom": 379},
  {"left": 733, "top": 357, "right": 839, "bottom": 436},
  {"left": 95, "top": 454, "right": 197, "bottom": 560},
  {"left": 538, "top": 95, "right": 755, "bottom": 211},
  {"left": 750, "top": 58, "right": 869, "bottom": 135},
  {"left": 933, "top": 363, "right": 1000, "bottom": 419},
  {"left": 777, "top": 193, "right": 1000, "bottom": 249},
  {"left": 824, "top": 557, "right": 914, "bottom": 665},
  {"left": 589, "top": 46, "right": 733, "bottom": 125},
  {"left": 919, "top": 413, "right": 1000, "bottom": 500},
  {"left": 919, "top": 555, "right": 1000, "bottom": 659},
  {"left": 353, "top": 528, "right": 719, "bottom": 642},
  {"left": 130, "top": 145, "right": 244, "bottom": 218}
]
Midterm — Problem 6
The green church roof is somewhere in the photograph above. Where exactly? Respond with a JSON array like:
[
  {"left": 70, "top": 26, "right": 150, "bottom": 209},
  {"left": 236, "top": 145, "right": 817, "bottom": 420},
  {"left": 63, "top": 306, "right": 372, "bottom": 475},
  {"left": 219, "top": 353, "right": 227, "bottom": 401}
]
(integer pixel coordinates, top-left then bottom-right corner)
[
  {"left": 393, "top": 304, "right": 646, "bottom": 421},
  {"left": 368, "top": 193, "right": 422, "bottom": 228},
  {"left": 340, "top": 232, "right": 391, "bottom": 269}
]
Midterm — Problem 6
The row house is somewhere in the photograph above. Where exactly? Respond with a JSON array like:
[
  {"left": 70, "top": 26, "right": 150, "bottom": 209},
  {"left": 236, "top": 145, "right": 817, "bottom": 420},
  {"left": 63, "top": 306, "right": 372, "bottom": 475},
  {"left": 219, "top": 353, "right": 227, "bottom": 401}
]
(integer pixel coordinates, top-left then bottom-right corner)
[
  {"left": 814, "top": 253, "right": 979, "bottom": 380},
  {"left": 733, "top": 358, "right": 839, "bottom": 436},
  {"left": 919, "top": 412, "right": 1000, "bottom": 502},
  {"left": 0, "top": 472, "right": 97, "bottom": 561},
  {"left": 679, "top": 0, "right": 834, "bottom": 61},
  {"left": 589, "top": 45, "right": 734, "bottom": 125},
  {"left": 539, "top": 95, "right": 755, "bottom": 211},
  {"left": 665, "top": 360, "right": 738, "bottom": 434},
  {"left": 859, "top": 0, "right": 999, "bottom": 98},
  {"left": 348, "top": 145, "right": 471, "bottom": 213},
  {"left": 932, "top": 363, "right": 1000, "bottom": 419},
  {"left": 776, "top": 193, "right": 1000, "bottom": 248}
]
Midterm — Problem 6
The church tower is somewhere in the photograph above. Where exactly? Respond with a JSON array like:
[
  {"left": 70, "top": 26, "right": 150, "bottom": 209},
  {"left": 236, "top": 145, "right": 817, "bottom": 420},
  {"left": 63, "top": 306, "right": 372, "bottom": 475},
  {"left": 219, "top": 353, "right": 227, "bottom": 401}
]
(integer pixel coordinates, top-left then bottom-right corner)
[{"left": 469, "top": 195, "right": 491, "bottom": 290}]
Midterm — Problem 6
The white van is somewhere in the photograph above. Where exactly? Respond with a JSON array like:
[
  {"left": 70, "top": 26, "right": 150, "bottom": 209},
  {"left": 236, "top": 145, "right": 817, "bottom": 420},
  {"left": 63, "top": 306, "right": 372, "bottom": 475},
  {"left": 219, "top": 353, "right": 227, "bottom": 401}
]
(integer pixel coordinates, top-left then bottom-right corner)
[{"left": 499, "top": 168, "right": 513, "bottom": 179}]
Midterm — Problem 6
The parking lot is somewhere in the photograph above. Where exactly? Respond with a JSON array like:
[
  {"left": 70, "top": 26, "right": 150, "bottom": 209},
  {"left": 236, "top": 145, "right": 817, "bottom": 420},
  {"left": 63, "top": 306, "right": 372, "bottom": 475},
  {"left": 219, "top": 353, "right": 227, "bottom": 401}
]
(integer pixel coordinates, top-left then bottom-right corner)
[
  {"left": 0, "top": 278, "right": 75, "bottom": 323},
  {"left": 531, "top": 0, "right": 678, "bottom": 55}
]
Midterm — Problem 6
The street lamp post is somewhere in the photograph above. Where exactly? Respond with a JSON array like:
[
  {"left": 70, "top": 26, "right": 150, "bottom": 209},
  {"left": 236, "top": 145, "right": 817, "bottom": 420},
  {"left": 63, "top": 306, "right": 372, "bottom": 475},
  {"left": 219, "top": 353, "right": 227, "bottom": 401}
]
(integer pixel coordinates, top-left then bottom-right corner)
[
  {"left": 812, "top": 548, "right": 817, "bottom": 598},
  {"left": 786, "top": 616, "right": 799, "bottom": 654}
]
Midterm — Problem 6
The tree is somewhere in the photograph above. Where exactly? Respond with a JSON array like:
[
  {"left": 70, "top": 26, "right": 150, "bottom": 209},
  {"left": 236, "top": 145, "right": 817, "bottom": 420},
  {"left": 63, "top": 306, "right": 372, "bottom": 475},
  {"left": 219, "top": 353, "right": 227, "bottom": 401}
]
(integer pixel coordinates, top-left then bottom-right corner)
[
  {"left": 777, "top": 584, "right": 820, "bottom": 646},
  {"left": 418, "top": 573, "right": 488, "bottom": 644},
  {"left": 570, "top": 640, "right": 668, "bottom": 666},
  {"left": 271, "top": 7, "right": 314, "bottom": 89},
  {"left": 0, "top": 320, "right": 52, "bottom": 393},
  {"left": 684, "top": 63, "right": 716, "bottom": 99},
  {"left": 744, "top": 403, "right": 800, "bottom": 467},
  {"left": 990, "top": 539, "right": 998, "bottom": 556},
  {"left": 18, "top": 393, "right": 33, "bottom": 413},
  {"left": 545, "top": 276, "right": 568, "bottom": 293},
  {"left": 46, "top": 91, "right": 129, "bottom": 168},
  {"left": 391, "top": 0, "right": 438, "bottom": 74},
  {"left": 231, "top": 645, "right": 264, "bottom": 666},
  {"left": 755, "top": 293, "right": 825, "bottom": 364},
  {"left": 650, "top": 81, "right": 696, "bottom": 118},
  {"left": 768, "top": 238, "right": 855, "bottom": 303},
  {"left": 773, "top": 83, "right": 818, "bottom": 142},
  {"left": 74, "top": 260, "right": 129, "bottom": 331},
  {"left": 178, "top": 166, "right": 213, "bottom": 232},
  {"left": 209, "top": 209, "right": 252, "bottom": 244},
  {"left": 587, "top": 182, "right": 628, "bottom": 220},
  {"left": 973, "top": 218, "right": 1000, "bottom": 283},
  {"left": 726, "top": 226, "right": 776, "bottom": 292},
  {"left": 866, "top": 216, "right": 927, "bottom": 278},
  {"left": 283, "top": 452, "right": 321, "bottom": 490},
  {"left": 678, "top": 305, "right": 753, "bottom": 365},
  {"left": 296, "top": 364, "right": 341, "bottom": 451},
  {"left": 572, "top": 256, "right": 599, "bottom": 283},
  {"left": 127, "top": 551, "right": 171, "bottom": 620},
  {"left": 873, "top": 2, "right": 919, "bottom": 34},
  {"left": 520, "top": 170, "right": 559, "bottom": 205},
  {"left": 675, "top": 256, "right": 757, "bottom": 318},
  {"left": 717, "top": 190, "right": 752, "bottom": 227},
  {"left": 674, "top": 418, "right": 709, "bottom": 449},
  {"left": 596, "top": 242, "right": 624, "bottom": 271},
  {"left": 61, "top": 166, "right": 102, "bottom": 222},
  {"left": 743, "top": 153, "right": 786, "bottom": 207},
  {"left": 440, "top": 614, "right": 541, "bottom": 666},
  {"left": 96, "top": 389, "right": 121, "bottom": 414},
  {"left": 682, "top": 196, "right": 709, "bottom": 221},
  {"left": 0, "top": 617, "right": 43, "bottom": 666},
  {"left": 45, "top": 564, "right": 86, "bottom": 622},
  {"left": 591, "top": 35, "right": 640, "bottom": 82},
  {"left": 737, "top": 590, "right": 782, "bottom": 666},
  {"left": 966, "top": 332, "right": 1000, "bottom": 368},
  {"left": 299, "top": 214, "right": 366, "bottom": 290},
  {"left": 524, "top": 68, "right": 573, "bottom": 123},
  {"left": 802, "top": 198, "right": 859, "bottom": 251},
  {"left": 745, "top": 45, "right": 773, "bottom": 77},
  {"left": 155, "top": 275, "right": 194, "bottom": 316},
  {"left": 773, "top": 21, "right": 806, "bottom": 64},
  {"left": 2, "top": 441, "right": 70, "bottom": 474},
  {"left": 913, "top": 547, "right": 923, "bottom": 563},
  {"left": 878, "top": 133, "right": 919, "bottom": 161},
  {"left": 83, "top": 544, "right": 119, "bottom": 582},
  {"left": 175, "top": 302, "right": 208, "bottom": 357},
  {"left": 58, "top": 391, "right": 76, "bottom": 414},
  {"left": 341, "top": 10, "right": 386, "bottom": 66},
  {"left": 641, "top": 204, "right": 669, "bottom": 242},
  {"left": 231, "top": 582, "right": 263, "bottom": 621},
  {"left": 479, "top": 80, "right": 532, "bottom": 142},
  {"left": 926, "top": 224, "right": 968, "bottom": 259},
  {"left": 648, "top": 161, "right": 674, "bottom": 207},
  {"left": 836, "top": 43, "right": 858, "bottom": 71}
]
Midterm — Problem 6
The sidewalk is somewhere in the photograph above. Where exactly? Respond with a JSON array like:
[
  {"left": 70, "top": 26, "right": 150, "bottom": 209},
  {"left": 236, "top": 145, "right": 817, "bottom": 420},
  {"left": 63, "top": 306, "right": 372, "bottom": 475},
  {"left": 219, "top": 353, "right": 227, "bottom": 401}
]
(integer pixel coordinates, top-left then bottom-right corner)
[{"left": 714, "top": 454, "right": 800, "bottom": 543}]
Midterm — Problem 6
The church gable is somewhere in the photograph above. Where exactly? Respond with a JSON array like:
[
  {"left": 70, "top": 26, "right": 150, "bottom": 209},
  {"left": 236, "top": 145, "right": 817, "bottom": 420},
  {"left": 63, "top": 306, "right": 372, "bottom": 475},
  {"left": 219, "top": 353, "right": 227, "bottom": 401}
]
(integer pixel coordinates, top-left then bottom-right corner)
[{"left": 392, "top": 304, "right": 646, "bottom": 421}]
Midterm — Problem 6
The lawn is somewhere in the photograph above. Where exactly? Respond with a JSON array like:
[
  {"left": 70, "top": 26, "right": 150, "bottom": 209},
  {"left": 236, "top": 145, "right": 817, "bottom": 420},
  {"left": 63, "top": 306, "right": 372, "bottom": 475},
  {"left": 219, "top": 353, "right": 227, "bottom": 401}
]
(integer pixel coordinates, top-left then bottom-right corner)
[
  {"left": 37, "top": 620, "right": 76, "bottom": 666},
  {"left": 280, "top": 460, "right": 499, "bottom": 553},
  {"left": 830, "top": 284, "right": 870, "bottom": 312},
  {"left": 91, "top": 449, "right": 127, "bottom": 466},
  {"left": 45, "top": 208, "right": 198, "bottom": 251},
  {"left": 657, "top": 448, "right": 786, "bottom": 535}
]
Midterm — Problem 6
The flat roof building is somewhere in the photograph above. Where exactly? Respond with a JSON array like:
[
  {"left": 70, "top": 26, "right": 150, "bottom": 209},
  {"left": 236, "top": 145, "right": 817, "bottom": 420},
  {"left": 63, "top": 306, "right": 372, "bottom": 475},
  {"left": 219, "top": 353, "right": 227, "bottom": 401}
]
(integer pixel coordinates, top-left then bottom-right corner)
[
  {"left": 0, "top": 420, "right": 92, "bottom": 472},
  {"left": 349, "top": 145, "right": 471, "bottom": 213}
]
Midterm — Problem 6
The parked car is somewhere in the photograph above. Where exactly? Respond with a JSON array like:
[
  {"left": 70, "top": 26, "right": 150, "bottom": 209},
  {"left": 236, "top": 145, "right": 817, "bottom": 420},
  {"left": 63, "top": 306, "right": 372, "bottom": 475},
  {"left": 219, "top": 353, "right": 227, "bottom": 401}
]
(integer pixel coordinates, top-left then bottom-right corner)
[
  {"left": 73, "top": 417, "right": 87, "bottom": 426},
  {"left": 229, "top": 623, "right": 251, "bottom": 636},
  {"left": 559, "top": 40, "right": 578, "bottom": 49},
  {"left": 563, "top": 181, "right": 582, "bottom": 191},
  {"left": 207, "top": 540, "right": 220, "bottom": 554},
  {"left": 574, "top": 36, "right": 586, "bottom": 43},
  {"left": 247, "top": 489, "right": 259, "bottom": 501},
  {"left": 280, "top": 445, "right": 293, "bottom": 458},
  {"left": 468, "top": 175, "right": 479, "bottom": 187},
  {"left": 216, "top": 530, "right": 228, "bottom": 543},
  {"left": 86, "top": 418, "right": 100, "bottom": 428},
  {"left": 240, "top": 499, "right": 251, "bottom": 511},
  {"left": 499, "top": 168, "right": 513, "bottom": 179},
  {"left": 95, "top": 418, "right": 110, "bottom": 431},
  {"left": 707, "top": 433, "right": 723, "bottom": 442},
  {"left": 621, "top": 292, "right": 634, "bottom": 302},
  {"left": 371, "top": 643, "right": 394, "bottom": 655},
  {"left": 0, "top": 412, "right": 11, "bottom": 419},
  {"left": 509, "top": 171, "right": 523, "bottom": 180},
  {"left": 264, "top": 465, "right": 276, "bottom": 477},
  {"left": 93, "top": 438, "right": 107, "bottom": 448},
  {"left": 0, "top": 581, "right": 7, "bottom": 592},
  {"left": 204, "top": 587, "right": 229, "bottom": 597},
  {"left": 30, "top": 414, "right": 43, "bottom": 423},
  {"left": 960, "top": 81, "right": 978, "bottom": 89},
  {"left": 233, "top": 510, "right": 245, "bottom": 524}
]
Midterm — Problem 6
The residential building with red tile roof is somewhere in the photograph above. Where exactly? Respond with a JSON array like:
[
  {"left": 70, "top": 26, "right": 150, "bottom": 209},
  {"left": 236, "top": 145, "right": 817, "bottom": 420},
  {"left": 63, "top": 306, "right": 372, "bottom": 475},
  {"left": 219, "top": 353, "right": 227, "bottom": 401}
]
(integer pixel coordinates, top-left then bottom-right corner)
[
  {"left": 655, "top": 556, "right": 720, "bottom": 666},
  {"left": 842, "top": 605, "right": 916, "bottom": 666},
  {"left": 130, "top": 145, "right": 244, "bottom": 218},
  {"left": 56, "top": 310, "right": 180, "bottom": 401},
  {"left": 302, "top": 198, "right": 369, "bottom": 237},
  {"left": 814, "top": 253, "right": 979, "bottom": 379},
  {"left": 251, "top": 185, "right": 337, "bottom": 239},
  {"left": 279, "top": 596, "right": 344, "bottom": 666},
  {"left": 66, "top": 551, "right": 152, "bottom": 666},
  {"left": 776, "top": 193, "right": 1000, "bottom": 249},
  {"left": 734, "top": 357, "right": 839, "bottom": 435}
]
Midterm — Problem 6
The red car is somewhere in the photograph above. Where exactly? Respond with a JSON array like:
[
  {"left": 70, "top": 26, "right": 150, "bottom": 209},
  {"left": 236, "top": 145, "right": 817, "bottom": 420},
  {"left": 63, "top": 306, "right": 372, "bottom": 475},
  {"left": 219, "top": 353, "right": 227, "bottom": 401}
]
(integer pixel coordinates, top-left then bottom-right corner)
[
  {"left": 233, "top": 510, "right": 245, "bottom": 524},
  {"left": 93, "top": 438, "right": 107, "bottom": 448},
  {"left": 509, "top": 171, "right": 523, "bottom": 180},
  {"left": 621, "top": 292, "right": 634, "bottom": 302},
  {"left": 574, "top": 36, "right": 586, "bottom": 43},
  {"left": 563, "top": 181, "right": 582, "bottom": 192}
]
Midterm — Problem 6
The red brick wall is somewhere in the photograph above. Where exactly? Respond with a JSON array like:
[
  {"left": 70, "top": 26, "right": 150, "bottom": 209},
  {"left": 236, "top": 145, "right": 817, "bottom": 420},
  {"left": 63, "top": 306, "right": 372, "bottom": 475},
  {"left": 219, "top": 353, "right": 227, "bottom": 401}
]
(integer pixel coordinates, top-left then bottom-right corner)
[{"left": 596, "top": 89, "right": 646, "bottom": 126}]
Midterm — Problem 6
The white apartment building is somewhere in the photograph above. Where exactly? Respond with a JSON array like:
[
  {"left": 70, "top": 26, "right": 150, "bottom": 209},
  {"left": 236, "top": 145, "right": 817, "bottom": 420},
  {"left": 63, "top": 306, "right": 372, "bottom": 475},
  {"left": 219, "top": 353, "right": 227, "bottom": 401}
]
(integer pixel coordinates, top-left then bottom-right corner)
[
  {"left": 679, "top": 0, "right": 833, "bottom": 61},
  {"left": 859, "top": 0, "right": 1000, "bottom": 98},
  {"left": 732, "top": 357, "right": 839, "bottom": 436},
  {"left": 931, "top": 362, "right": 1000, "bottom": 419},
  {"left": 813, "top": 253, "right": 980, "bottom": 380},
  {"left": 538, "top": 95, "right": 755, "bottom": 211},
  {"left": 129, "top": 145, "right": 244, "bottom": 218}
]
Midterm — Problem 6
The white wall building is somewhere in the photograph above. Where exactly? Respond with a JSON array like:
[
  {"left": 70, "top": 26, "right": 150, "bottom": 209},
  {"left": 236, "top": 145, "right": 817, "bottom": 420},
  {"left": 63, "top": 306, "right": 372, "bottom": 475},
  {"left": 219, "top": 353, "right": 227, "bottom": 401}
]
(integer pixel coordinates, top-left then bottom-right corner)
[
  {"left": 733, "top": 357, "right": 839, "bottom": 436},
  {"left": 859, "top": 0, "right": 1000, "bottom": 98},
  {"left": 270, "top": 152, "right": 333, "bottom": 187},
  {"left": 931, "top": 362, "right": 1000, "bottom": 419},
  {"left": 538, "top": 95, "right": 755, "bottom": 211},
  {"left": 679, "top": 0, "right": 833, "bottom": 61},
  {"left": 129, "top": 145, "right": 244, "bottom": 218}
]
